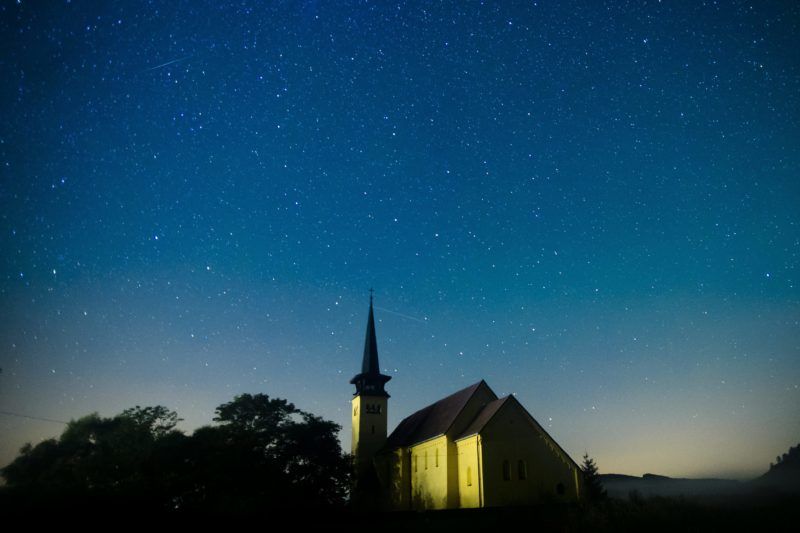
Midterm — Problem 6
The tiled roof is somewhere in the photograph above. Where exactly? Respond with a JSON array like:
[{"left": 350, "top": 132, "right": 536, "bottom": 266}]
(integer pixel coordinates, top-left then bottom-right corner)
[
  {"left": 385, "top": 381, "right": 490, "bottom": 449},
  {"left": 454, "top": 396, "right": 510, "bottom": 440}
]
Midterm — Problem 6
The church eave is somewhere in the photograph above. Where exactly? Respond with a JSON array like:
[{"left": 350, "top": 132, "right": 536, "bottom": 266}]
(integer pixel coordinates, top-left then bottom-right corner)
[
  {"left": 499, "top": 395, "right": 583, "bottom": 472},
  {"left": 349, "top": 372, "right": 392, "bottom": 385},
  {"left": 350, "top": 371, "right": 391, "bottom": 397},
  {"left": 381, "top": 432, "right": 446, "bottom": 453},
  {"left": 384, "top": 380, "right": 497, "bottom": 449}
]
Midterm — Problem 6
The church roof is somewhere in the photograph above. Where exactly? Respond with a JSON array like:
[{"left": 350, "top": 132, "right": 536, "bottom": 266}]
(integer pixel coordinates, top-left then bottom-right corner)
[
  {"left": 360, "top": 295, "right": 380, "bottom": 375},
  {"left": 454, "top": 396, "right": 510, "bottom": 441},
  {"left": 350, "top": 293, "right": 391, "bottom": 397},
  {"left": 384, "top": 380, "right": 492, "bottom": 449}
]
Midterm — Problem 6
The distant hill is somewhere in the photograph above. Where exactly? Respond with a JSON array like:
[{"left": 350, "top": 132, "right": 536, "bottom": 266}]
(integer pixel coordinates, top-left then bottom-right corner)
[
  {"left": 601, "top": 443, "right": 800, "bottom": 499},
  {"left": 752, "top": 443, "right": 800, "bottom": 493},
  {"left": 599, "top": 473, "right": 744, "bottom": 498}
]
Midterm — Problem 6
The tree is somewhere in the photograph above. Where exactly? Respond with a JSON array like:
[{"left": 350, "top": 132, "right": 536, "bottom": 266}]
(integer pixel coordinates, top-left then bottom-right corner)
[
  {"left": 120, "top": 405, "right": 182, "bottom": 438},
  {"left": 1, "top": 395, "right": 350, "bottom": 515},
  {"left": 214, "top": 393, "right": 296, "bottom": 433},
  {"left": 190, "top": 393, "right": 351, "bottom": 511},
  {"left": 581, "top": 452, "right": 607, "bottom": 503},
  {"left": 1, "top": 406, "right": 183, "bottom": 514}
]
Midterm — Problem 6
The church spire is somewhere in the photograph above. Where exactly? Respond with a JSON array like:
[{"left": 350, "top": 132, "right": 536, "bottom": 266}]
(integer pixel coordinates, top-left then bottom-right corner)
[
  {"left": 361, "top": 289, "right": 380, "bottom": 374},
  {"left": 350, "top": 291, "right": 391, "bottom": 397}
]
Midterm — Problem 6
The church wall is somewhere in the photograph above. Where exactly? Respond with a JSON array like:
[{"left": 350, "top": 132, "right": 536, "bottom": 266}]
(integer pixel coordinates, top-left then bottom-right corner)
[
  {"left": 351, "top": 395, "right": 388, "bottom": 482},
  {"left": 377, "top": 448, "right": 411, "bottom": 511},
  {"left": 455, "top": 436, "right": 483, "bottom": 508},
  {"left": 446, "top": 439, "right": 460, "bottom": 509},
  {"left": 440, "top": 383, "right": 496, "bottom": 510},
  {"left": 408, "top": 436, "right": 450, "bottom": 510},
  {"left": 480, "top": 400, "right": 581, "bottom": 507}
]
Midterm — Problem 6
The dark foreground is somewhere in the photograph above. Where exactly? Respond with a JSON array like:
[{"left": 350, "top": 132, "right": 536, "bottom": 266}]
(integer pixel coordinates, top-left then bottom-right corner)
[
  {"left": 350, "top": 494, "right": 797, "bottom": 532},
  {"left": 2, "top": 490, "right": 798, "bottom": 532}
]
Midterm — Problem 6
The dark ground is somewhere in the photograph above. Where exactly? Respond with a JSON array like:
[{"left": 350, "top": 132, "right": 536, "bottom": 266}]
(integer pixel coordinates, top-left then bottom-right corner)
[{"left": 3, "top": 489, "right": 798, "bottom": 532}]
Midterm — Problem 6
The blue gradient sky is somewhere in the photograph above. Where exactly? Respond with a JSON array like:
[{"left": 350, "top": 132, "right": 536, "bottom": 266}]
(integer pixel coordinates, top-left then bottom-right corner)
[{"left": 1, "top": 1, "right": 798, "bottom": 479}]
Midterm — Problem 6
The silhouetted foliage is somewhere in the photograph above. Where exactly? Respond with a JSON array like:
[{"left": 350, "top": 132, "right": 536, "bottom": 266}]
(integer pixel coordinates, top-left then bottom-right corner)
[
  {"left": 1, "top": 394, "right": 350, "bottom": 516},
  {"left": 581, "top": 453, "right": 607, "bottom": 503},
  {"left": 174, "top": 393, "right": 350, "bottom": 513},
  {"left": 2, "top": 407, "right": 180, "bottom": 499},
  {"left": 757, "top": 442, "right": 800, "bottom": 494},
  {"left": 770, "top": 444, "right": 799, "bottom": 471},
  {"left": 121, "top": 405, "right": 182, "bottom": 438}
]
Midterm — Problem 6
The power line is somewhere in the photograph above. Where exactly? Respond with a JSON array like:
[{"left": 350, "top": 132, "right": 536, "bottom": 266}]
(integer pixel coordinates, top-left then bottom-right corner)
[{"left": 0, "top": 410, "right": 68, "bottom": 425}]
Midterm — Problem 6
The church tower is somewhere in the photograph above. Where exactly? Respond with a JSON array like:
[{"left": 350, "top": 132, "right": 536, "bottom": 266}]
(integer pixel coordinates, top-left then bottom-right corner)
[{"left": 350, "top": 292, "right": 391, "bottom": 494}]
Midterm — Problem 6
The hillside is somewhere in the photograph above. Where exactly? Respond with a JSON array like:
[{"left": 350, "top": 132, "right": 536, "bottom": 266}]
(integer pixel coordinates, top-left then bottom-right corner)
[
  {"left": 601, "top": 443, "right": 800, "bottom": 499},
  {"left": 599, "top": 473, "right": 744, "bottom": 498},
  {"left": 752, "top": 443, "right": 800, "bottom": 493}
]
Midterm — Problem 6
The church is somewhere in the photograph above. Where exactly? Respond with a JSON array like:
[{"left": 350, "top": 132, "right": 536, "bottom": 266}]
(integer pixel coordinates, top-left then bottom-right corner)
[{"left": 350, "top": 296, "right": 584, "bottom": 510}]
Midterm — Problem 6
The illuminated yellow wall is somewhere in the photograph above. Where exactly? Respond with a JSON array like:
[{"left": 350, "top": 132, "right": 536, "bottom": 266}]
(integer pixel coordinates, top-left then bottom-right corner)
[
  {"left": 479, "top": 399, "right": 581, "bottom": 507},
  {"left": 375, "top": 388, "right": 583, "bottom": 511},
  {"left": 351, "top": 395, "right": 388, "bottom": 479},
  {"left": 408, "top": 436, "right": 449, "bottom": 510},
  {"left": 442, "top": 382, "right": 495, "bottom": 509},
  {"left": 454, "top": 435, "right": 483, "bottom": 508}
]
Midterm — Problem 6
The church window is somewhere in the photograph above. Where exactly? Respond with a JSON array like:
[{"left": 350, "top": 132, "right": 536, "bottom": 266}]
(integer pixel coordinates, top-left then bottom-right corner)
[
  {"left": 556, "top": 482, "right": 565, "bottom": 495},
  {"left": 414, "top": 455, "right": 418, "bottom": 473},
  {"left": 424, "top": 450, "right": 428, "bottom": 470},
  {"left": 502, "top": 460, "right": 511, "bottom": 481},
  {"left": 466, "top": 467, "right": 473, "bottom": 487},
  {"left": 517, "top": 460, "right": 527, "bottom": 480},
  {"left": 435, "top": 448, "right": 439, "bottom": 468}
]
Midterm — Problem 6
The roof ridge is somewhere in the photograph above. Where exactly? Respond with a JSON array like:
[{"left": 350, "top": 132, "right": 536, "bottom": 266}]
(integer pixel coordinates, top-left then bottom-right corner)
[
  {"left": 441, "top": 380, "right": 493, "bottom": 436},
  {"left": 454, "top": 395, "right": 511, "bottom": 441},
  {"left": 384, "top": 380, "right": 496, "bottom": 449},
  {"left": 400, "top": 380, "right": 485, "bottom": 416}
]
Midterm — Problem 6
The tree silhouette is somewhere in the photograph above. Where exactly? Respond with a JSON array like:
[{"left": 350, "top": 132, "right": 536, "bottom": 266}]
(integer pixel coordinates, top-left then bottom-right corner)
[
  {"left": 177, "top": 393, "right": 350, "bottom": 512},
  {"left": 760, "top": 442, "right": 800, "bottom": 493},
  {"left": 120, "top": 405, "right": 182, "bottom": 438},
  {"left": 581, "top": 453, "right": 607, "bottom": 503},
  {"left": 1, "top": 394, "right": 350, "bottom": 515},
  {"left": 2, "top": 407, "right": 180, "bottom": 494}
]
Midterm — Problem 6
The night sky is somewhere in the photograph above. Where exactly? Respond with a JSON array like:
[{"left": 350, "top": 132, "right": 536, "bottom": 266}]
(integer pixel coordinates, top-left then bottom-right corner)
[{"left": 1, "top": 1, "right": 798, "bottom": 480}]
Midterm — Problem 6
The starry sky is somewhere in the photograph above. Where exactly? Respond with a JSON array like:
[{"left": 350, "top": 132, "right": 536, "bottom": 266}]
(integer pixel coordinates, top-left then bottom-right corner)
[{"left": 1, "top": 1, "right": 798, "bottom": 480}]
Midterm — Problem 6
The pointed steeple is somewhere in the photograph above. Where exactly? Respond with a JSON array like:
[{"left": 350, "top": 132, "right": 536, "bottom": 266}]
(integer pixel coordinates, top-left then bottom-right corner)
[
  {"left": 361, "top": 290, "right": 380, "bottom": 374},
  {"left": 350, "top": 290, "right": 391, "bottom": 397}
]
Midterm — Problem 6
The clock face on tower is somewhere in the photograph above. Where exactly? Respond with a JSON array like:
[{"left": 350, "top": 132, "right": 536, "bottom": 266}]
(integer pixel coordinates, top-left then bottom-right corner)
[{"left": 365, "top": 403, "right": 382, "bottom": 414}]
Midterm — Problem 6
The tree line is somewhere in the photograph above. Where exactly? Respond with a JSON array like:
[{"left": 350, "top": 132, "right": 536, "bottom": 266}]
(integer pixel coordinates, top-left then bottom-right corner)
[
  {"left": 2, "top": 391, "right": 616, "bottom": 519},
  {"left": 1, "top": 394, "right": 351, "bottom": 516}
]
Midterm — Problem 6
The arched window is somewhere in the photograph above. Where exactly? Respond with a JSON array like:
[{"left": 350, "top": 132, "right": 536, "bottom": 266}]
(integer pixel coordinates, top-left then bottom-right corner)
[
  {"left": 517, "top": 460, "right": 527, "bottom": 480},
  {"left": 466, "top": 466, "right": 473, "bottom": 487},
  {"left": 502, "top": 460, "right": 511, "bottom": 481},
  {"left": 435, "top": 448, "right": 439, "bottom": 468},
  {"left": 424, "top": 450, "right": 428, "bottom": 470},
  {"left": 414, "top": 455, "right": 418, "bottom": 473}
]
